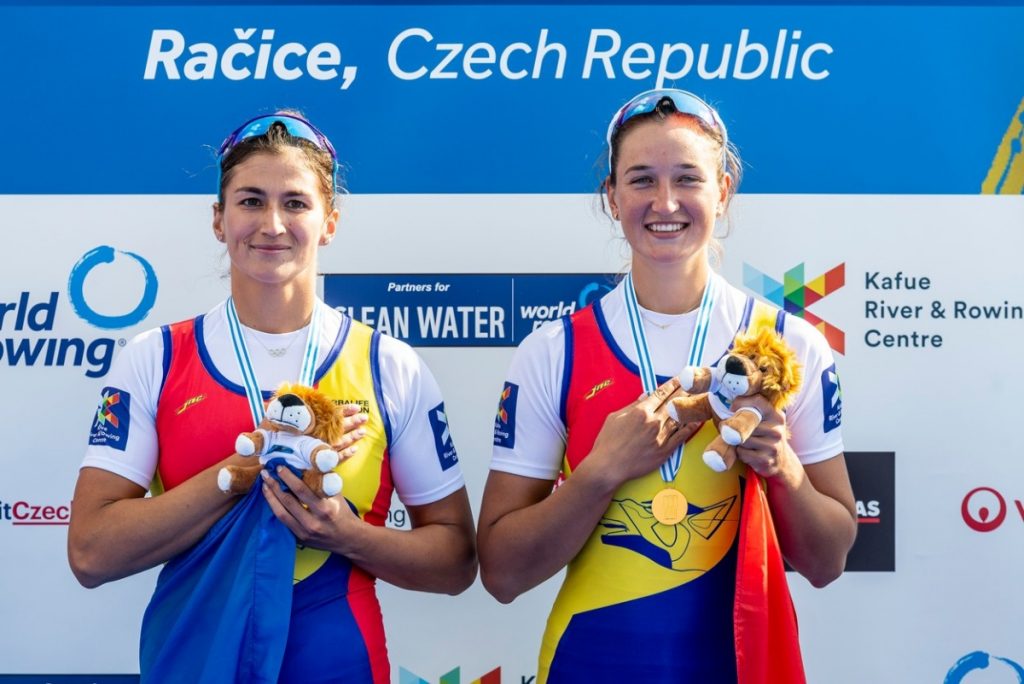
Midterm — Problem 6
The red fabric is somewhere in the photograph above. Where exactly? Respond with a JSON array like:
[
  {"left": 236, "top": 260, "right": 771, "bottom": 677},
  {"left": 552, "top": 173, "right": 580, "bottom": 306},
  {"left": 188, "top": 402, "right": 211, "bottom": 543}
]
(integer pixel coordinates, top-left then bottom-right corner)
[
  {"left": 155, "top": 318, "right": 252, "bottom": 491},
  {"left": 735, "top": 472, "right": 806, "bottom": 684}
]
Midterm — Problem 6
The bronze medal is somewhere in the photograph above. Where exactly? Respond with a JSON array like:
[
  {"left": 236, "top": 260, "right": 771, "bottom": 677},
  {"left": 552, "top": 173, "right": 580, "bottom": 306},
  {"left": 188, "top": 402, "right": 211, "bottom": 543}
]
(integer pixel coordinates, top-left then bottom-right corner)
[{"left": 651, "top": 487, "right": 687, "bottom": 525}]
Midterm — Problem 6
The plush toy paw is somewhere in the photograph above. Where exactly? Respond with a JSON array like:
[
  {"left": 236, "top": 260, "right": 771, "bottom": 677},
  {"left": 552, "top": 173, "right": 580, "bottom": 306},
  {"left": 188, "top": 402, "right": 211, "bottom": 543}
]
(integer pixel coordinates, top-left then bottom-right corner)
[
  {"left": 720, "top": 424, "right": 742, "bottom": 446},
  {"left": 677, "top": 366, "right": 697, "bottom": 391},
  {"left": 235, "top": 434, "right": 256, "bottom": 456},
  {"left": 217, "top": 467, "right": 233, "bottom": 492},
  {"left": 703, "top": 451, "right": 728, "bottom": 473},
  {"left": 315, "top": 449, "right": 340, "bottom": 473},
  {"left": 322, "top": 472, "right": 343, "bottom": 497}
]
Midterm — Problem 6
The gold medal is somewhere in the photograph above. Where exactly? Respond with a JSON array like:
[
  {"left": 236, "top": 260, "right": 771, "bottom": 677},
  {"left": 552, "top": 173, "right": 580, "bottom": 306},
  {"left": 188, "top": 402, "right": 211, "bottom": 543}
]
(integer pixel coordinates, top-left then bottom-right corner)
[{"left": 651, "top": 487, "right": 688, "bottom": 525}]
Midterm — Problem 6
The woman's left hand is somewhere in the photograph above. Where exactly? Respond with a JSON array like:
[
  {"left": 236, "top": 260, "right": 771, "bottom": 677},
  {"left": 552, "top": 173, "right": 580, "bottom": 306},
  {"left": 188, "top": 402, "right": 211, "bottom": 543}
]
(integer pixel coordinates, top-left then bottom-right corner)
[
  {"left": 730, "top": 394, "right": 798, "bottom": 480},
  {"left": 261, "top": 467, "right": 360, "bottom": 554}
]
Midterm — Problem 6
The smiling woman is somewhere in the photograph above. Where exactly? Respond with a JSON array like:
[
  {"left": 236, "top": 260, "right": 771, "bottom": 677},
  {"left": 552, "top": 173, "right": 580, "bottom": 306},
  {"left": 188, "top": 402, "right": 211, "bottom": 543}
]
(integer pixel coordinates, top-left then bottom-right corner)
[
  {"left": 67, "top": 111, "right": 477, "bottom": 684},
  {"left": 477, "top": 90, "right": 858, "bottom": 684}
]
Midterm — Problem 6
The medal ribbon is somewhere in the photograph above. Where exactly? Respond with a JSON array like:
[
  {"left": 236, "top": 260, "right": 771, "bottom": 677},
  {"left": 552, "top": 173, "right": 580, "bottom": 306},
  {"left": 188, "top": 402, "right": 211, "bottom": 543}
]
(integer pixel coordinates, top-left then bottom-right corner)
[
  {"left": 226, "top": 297, "right": 323, "bottom": 428},
  {"left": 623, "top": 272, "right": 718, "bottom": 482}
]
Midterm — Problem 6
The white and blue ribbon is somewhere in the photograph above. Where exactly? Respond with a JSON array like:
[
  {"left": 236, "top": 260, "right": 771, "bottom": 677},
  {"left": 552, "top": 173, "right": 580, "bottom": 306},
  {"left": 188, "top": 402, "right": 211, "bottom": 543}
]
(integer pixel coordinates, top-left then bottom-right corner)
[
  {"left": 623, "top": 272, "right": 718, "bottom": 483},
  {"left": 226, "top": 297, "right": 324, "bottom": 428}
]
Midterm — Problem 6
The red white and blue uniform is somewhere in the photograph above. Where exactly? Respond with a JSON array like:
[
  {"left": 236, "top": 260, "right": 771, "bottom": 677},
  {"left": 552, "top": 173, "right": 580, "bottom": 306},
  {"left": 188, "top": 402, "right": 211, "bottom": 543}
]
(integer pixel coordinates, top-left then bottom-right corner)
[
  {"left": 491, "top": 276, "right": 843, "bottom": 683},
  {"left": 83, "top": 300, "right": 464, "bottom": 683}
]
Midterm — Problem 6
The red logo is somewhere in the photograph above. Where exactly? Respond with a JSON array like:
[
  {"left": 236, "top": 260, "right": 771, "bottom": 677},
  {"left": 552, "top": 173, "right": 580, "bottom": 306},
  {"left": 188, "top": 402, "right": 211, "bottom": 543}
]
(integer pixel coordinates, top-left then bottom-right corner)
[{"left": 961, "top": 487, "right": 1023, "bottom": 532}]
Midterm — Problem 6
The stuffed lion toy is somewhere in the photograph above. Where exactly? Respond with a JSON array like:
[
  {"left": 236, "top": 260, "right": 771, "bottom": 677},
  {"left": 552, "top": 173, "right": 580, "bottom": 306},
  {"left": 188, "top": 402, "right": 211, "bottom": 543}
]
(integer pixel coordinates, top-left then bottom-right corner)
[
  {"left": 217, "top": 382, "right": 347, "bottom": 498},
  {"left": 668, "top": 326, "right": 802, "bottom": 473}
]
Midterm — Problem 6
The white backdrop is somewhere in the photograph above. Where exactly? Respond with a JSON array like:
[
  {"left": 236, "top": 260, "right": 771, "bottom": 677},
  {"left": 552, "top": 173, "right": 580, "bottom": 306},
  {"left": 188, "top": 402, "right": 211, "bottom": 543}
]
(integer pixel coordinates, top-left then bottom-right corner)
[{"left": 2, "top": 193, "right": 1022, "bottom": 682}]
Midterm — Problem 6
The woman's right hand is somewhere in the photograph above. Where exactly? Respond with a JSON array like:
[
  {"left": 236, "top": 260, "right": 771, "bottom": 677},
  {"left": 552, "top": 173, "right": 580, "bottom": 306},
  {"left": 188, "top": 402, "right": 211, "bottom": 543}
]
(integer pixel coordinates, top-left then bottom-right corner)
[{"left": 584, "top": 377, "right": 702, "bottom": 490}]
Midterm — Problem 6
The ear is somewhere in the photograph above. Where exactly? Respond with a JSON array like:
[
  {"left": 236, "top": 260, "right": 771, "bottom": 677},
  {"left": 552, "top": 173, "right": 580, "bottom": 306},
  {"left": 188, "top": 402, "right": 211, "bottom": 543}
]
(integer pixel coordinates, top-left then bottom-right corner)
[
  {"left": 212, "top": 203, "right": 226, "bottom": 243},
  {"left": 320, "top": 207, "right": 339, "bottom": 246},
  {"left": 716, "top": 172, "right": 733, "bottom": 217},
  {"left": 605, "top": 177, "right": 620, "bottom": 221}
]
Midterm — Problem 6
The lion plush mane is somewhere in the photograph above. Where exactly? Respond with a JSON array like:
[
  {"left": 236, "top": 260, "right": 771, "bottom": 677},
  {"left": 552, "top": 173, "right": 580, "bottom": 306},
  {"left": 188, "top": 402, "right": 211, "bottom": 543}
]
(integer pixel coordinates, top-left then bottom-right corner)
[{"left": 669, "top": 326, "right": 803, "bottom": 472}]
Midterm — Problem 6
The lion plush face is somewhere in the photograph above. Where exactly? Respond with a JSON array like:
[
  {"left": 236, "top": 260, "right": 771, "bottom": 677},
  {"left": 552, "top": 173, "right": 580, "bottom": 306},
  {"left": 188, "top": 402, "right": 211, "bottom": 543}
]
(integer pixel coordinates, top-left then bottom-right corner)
[
  {"left": 719, "top": 327, "right": 802, "bottom": 410},
  {"left": 266, "top": 382, "right": 346, "bottom": 444}
]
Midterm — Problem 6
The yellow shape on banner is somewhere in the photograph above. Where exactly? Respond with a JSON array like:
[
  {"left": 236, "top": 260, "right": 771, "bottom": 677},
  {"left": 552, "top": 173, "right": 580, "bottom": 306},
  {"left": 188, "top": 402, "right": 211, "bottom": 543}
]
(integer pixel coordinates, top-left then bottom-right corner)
[
  {"left": 982, "top": 96, "right": 1024, "bottom": 195},
  {"left": 806, "top": 274, "right": 826, "bottom": 297}
]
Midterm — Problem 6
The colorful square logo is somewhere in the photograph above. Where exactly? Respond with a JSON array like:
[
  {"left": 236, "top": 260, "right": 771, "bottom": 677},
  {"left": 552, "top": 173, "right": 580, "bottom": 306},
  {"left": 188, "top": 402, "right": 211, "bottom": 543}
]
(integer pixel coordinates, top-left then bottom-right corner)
[
  {"left": 89, "top": 387, "right": 131, "bottom": 451},
  {"left": 493, "top": 382, "right": 519, "bottom": 449}
]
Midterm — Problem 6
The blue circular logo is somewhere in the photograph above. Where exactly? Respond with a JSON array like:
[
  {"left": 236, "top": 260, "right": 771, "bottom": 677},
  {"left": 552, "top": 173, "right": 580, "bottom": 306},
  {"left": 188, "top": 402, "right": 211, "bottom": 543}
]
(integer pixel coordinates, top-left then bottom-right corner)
[
  {"left": 67, "top": 245, "right": 158, "bottom": 329},
  {"left": 946, "top": 651, "right": 1024, "bottom": 683},
  {"left": 578, "top": 281, "right": 613, "bottom": 308}
]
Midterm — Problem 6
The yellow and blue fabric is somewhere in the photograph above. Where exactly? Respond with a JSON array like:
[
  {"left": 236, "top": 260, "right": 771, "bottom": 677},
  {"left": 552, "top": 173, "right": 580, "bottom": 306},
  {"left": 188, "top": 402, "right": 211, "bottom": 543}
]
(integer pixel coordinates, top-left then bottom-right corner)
[
  {"left": 141, "top": 314, "right": 393, "bottom": 683},
  {"left": 540, "top": 296, "right": 803, "bottom": 683}
]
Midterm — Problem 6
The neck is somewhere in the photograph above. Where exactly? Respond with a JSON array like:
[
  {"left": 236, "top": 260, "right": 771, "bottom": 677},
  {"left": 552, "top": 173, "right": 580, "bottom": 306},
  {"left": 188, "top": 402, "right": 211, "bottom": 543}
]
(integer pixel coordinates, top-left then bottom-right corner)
[
  {"left": 230, "top": 274, "right": 316, "bottom": 333},
  {"left": 630, "top": 256, "right": 711, "bottom": 315}
]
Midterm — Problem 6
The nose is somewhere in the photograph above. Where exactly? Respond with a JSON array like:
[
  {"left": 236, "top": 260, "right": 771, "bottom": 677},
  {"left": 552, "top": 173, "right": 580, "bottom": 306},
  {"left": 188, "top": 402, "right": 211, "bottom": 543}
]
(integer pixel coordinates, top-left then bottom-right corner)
[
  {"left": 652, "top": 182, "right": 680, "bottom": 215},
  {"left": 262, "top": 205, "right": 288, "bottom": 236},
  {"left": 724, "top": 355, "right": 745, "bottom": 375}
]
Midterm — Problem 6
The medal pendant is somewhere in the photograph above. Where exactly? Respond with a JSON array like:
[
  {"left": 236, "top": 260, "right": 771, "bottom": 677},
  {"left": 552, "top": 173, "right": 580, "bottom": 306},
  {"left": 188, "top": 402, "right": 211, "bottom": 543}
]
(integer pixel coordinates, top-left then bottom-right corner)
[{"left": 652, "top": 487, "right": 687, "bottom": 525}]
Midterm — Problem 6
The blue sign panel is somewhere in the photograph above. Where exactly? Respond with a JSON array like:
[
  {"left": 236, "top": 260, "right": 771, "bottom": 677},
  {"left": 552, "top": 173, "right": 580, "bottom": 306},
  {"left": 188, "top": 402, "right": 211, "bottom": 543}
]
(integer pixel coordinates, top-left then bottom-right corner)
[{"left": 323, "top": 273, "right": 617, "bottom": 346}]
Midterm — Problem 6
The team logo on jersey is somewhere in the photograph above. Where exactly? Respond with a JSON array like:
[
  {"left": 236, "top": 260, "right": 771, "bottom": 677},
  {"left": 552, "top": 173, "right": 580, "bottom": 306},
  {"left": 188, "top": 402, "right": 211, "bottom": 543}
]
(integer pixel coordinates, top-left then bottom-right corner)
[
  {"left": 821, "top": 363, "right": 842, "bottom": 433},
  {"left": 493, "top": 381, "right": 519, "bottom": 448},
  {"left": 600, "top": 495, "right": 736, "bottom": 571},
  {"left": 585, "top": 378, "right": 613, "bottom": 400},
  {"left": 175, "top": 393, "right": 206, "bottom": 415},
  {"left": 89, "top": 387, "right": 131, "bottom": 451},
  {"left": 429, "top": 402, "right": 458, "bottom": 471}
]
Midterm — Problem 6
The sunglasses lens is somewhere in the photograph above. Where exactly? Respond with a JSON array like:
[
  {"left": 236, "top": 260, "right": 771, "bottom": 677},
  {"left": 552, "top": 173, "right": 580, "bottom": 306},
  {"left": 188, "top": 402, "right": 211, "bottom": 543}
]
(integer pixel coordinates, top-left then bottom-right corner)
[
  {"left": 219, "top": 115, "right": 336, "bottom": 160},
  {"left": 615, "top": 90, "right": 718, "bottom": 133}
]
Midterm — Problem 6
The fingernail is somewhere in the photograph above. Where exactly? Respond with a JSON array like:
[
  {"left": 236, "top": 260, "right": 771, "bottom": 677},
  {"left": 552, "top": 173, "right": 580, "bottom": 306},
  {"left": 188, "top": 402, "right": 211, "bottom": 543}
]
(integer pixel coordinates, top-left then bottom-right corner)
[
  {"left": 260, "top": 470, "right": 269, "bottom": 481},
  {"left": 355, "top": 428, "right": 366, "bottom": 438}
]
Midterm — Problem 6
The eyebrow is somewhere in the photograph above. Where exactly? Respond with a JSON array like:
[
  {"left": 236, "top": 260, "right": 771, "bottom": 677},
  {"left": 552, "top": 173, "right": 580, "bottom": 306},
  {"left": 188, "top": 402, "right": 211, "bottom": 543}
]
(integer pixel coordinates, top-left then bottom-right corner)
[
  {"left": 232, "top": 187, "right": 313, "bottom": 198},
  {"left": 622, "top": 163, "right": 699, "bottom": 174}
]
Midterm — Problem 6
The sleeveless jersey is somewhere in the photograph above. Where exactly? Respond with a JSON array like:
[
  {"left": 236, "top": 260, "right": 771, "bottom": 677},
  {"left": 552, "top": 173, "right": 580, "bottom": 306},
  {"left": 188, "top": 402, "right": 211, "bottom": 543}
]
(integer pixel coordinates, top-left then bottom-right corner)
[
  {"left": 538, "top": 297, "right": 804, "bottom": 684},
  {"left": 153, "top": 313, "right": 393, "bottom": 683}
]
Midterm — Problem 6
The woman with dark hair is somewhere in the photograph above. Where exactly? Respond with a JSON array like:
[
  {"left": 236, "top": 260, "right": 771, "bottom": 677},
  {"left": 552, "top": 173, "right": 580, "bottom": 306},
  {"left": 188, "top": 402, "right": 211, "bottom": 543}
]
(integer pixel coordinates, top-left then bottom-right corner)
[
  {"left": 478, "top": 90, "right": 856, "bottom": 683},
  {"left": 69, "top": 111, "right": 477, "bottom": 683}
]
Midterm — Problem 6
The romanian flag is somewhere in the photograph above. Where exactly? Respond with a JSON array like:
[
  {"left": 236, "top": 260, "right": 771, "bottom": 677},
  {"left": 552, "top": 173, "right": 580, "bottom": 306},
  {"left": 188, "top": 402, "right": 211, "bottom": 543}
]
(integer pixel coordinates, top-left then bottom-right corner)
[
  {"left": 140, "top": 486, "right": 295, "bottom": 683},
  {"left": 734, "top": 470, "right": 806, "bottom": 684}
]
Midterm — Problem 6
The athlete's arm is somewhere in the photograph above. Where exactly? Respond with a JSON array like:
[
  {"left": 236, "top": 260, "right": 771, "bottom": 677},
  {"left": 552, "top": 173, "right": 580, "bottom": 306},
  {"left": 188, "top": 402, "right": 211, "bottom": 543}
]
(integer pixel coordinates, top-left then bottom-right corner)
[
  {"left": 731, "top": 395, "right": 857, "bottom": 588},
  {"left": 768, "top": 452, "right": 857, "bottom": 587},
  {"left": 68, "top": 408, "right": 368, "bottom": 588},
  {"left": 68, "top": 462, "right": 242, "bottom": 588},
  {"left": 477, "top": 379, "right": 697, "bottom": 603}
]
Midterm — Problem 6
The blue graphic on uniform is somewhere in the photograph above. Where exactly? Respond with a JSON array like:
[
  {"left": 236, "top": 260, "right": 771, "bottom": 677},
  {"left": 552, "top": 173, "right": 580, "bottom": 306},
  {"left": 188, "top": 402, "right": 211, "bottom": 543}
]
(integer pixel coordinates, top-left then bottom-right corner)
[
  {"left": 821, "top": 363, "right": 842, "bottom": 433},
  {"left": 89, "top": 387, "right": 131, "bottom": 451},
  {"left": 945, "top": 650, "right": 1024, "bottom": 683},
  {"left": 493, "top": 381, "right": 519, "bottom": 448},
  {"left": 428, "top": 401, "right": 458, "bottom": 471},
  {"left": 600, "top": 496, "right": 737, "bottom": 571}
]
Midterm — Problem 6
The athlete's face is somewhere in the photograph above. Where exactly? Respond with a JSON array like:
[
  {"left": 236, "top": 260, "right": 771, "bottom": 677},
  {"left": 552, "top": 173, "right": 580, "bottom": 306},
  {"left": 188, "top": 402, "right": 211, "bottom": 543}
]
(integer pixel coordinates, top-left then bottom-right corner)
[
  {"left": 607, "top": 117, "right": 730, "bottom": 272},
  {"left": 213, "top": 147, "right": 337, "bottom": 290}
]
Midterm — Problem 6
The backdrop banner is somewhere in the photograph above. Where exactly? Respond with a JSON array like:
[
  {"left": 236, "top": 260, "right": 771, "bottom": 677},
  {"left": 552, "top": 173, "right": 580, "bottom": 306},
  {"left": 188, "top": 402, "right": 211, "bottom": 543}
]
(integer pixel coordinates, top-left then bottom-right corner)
[{"left": 1, "top": 3, "right": 1022, "bottom": 683}]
